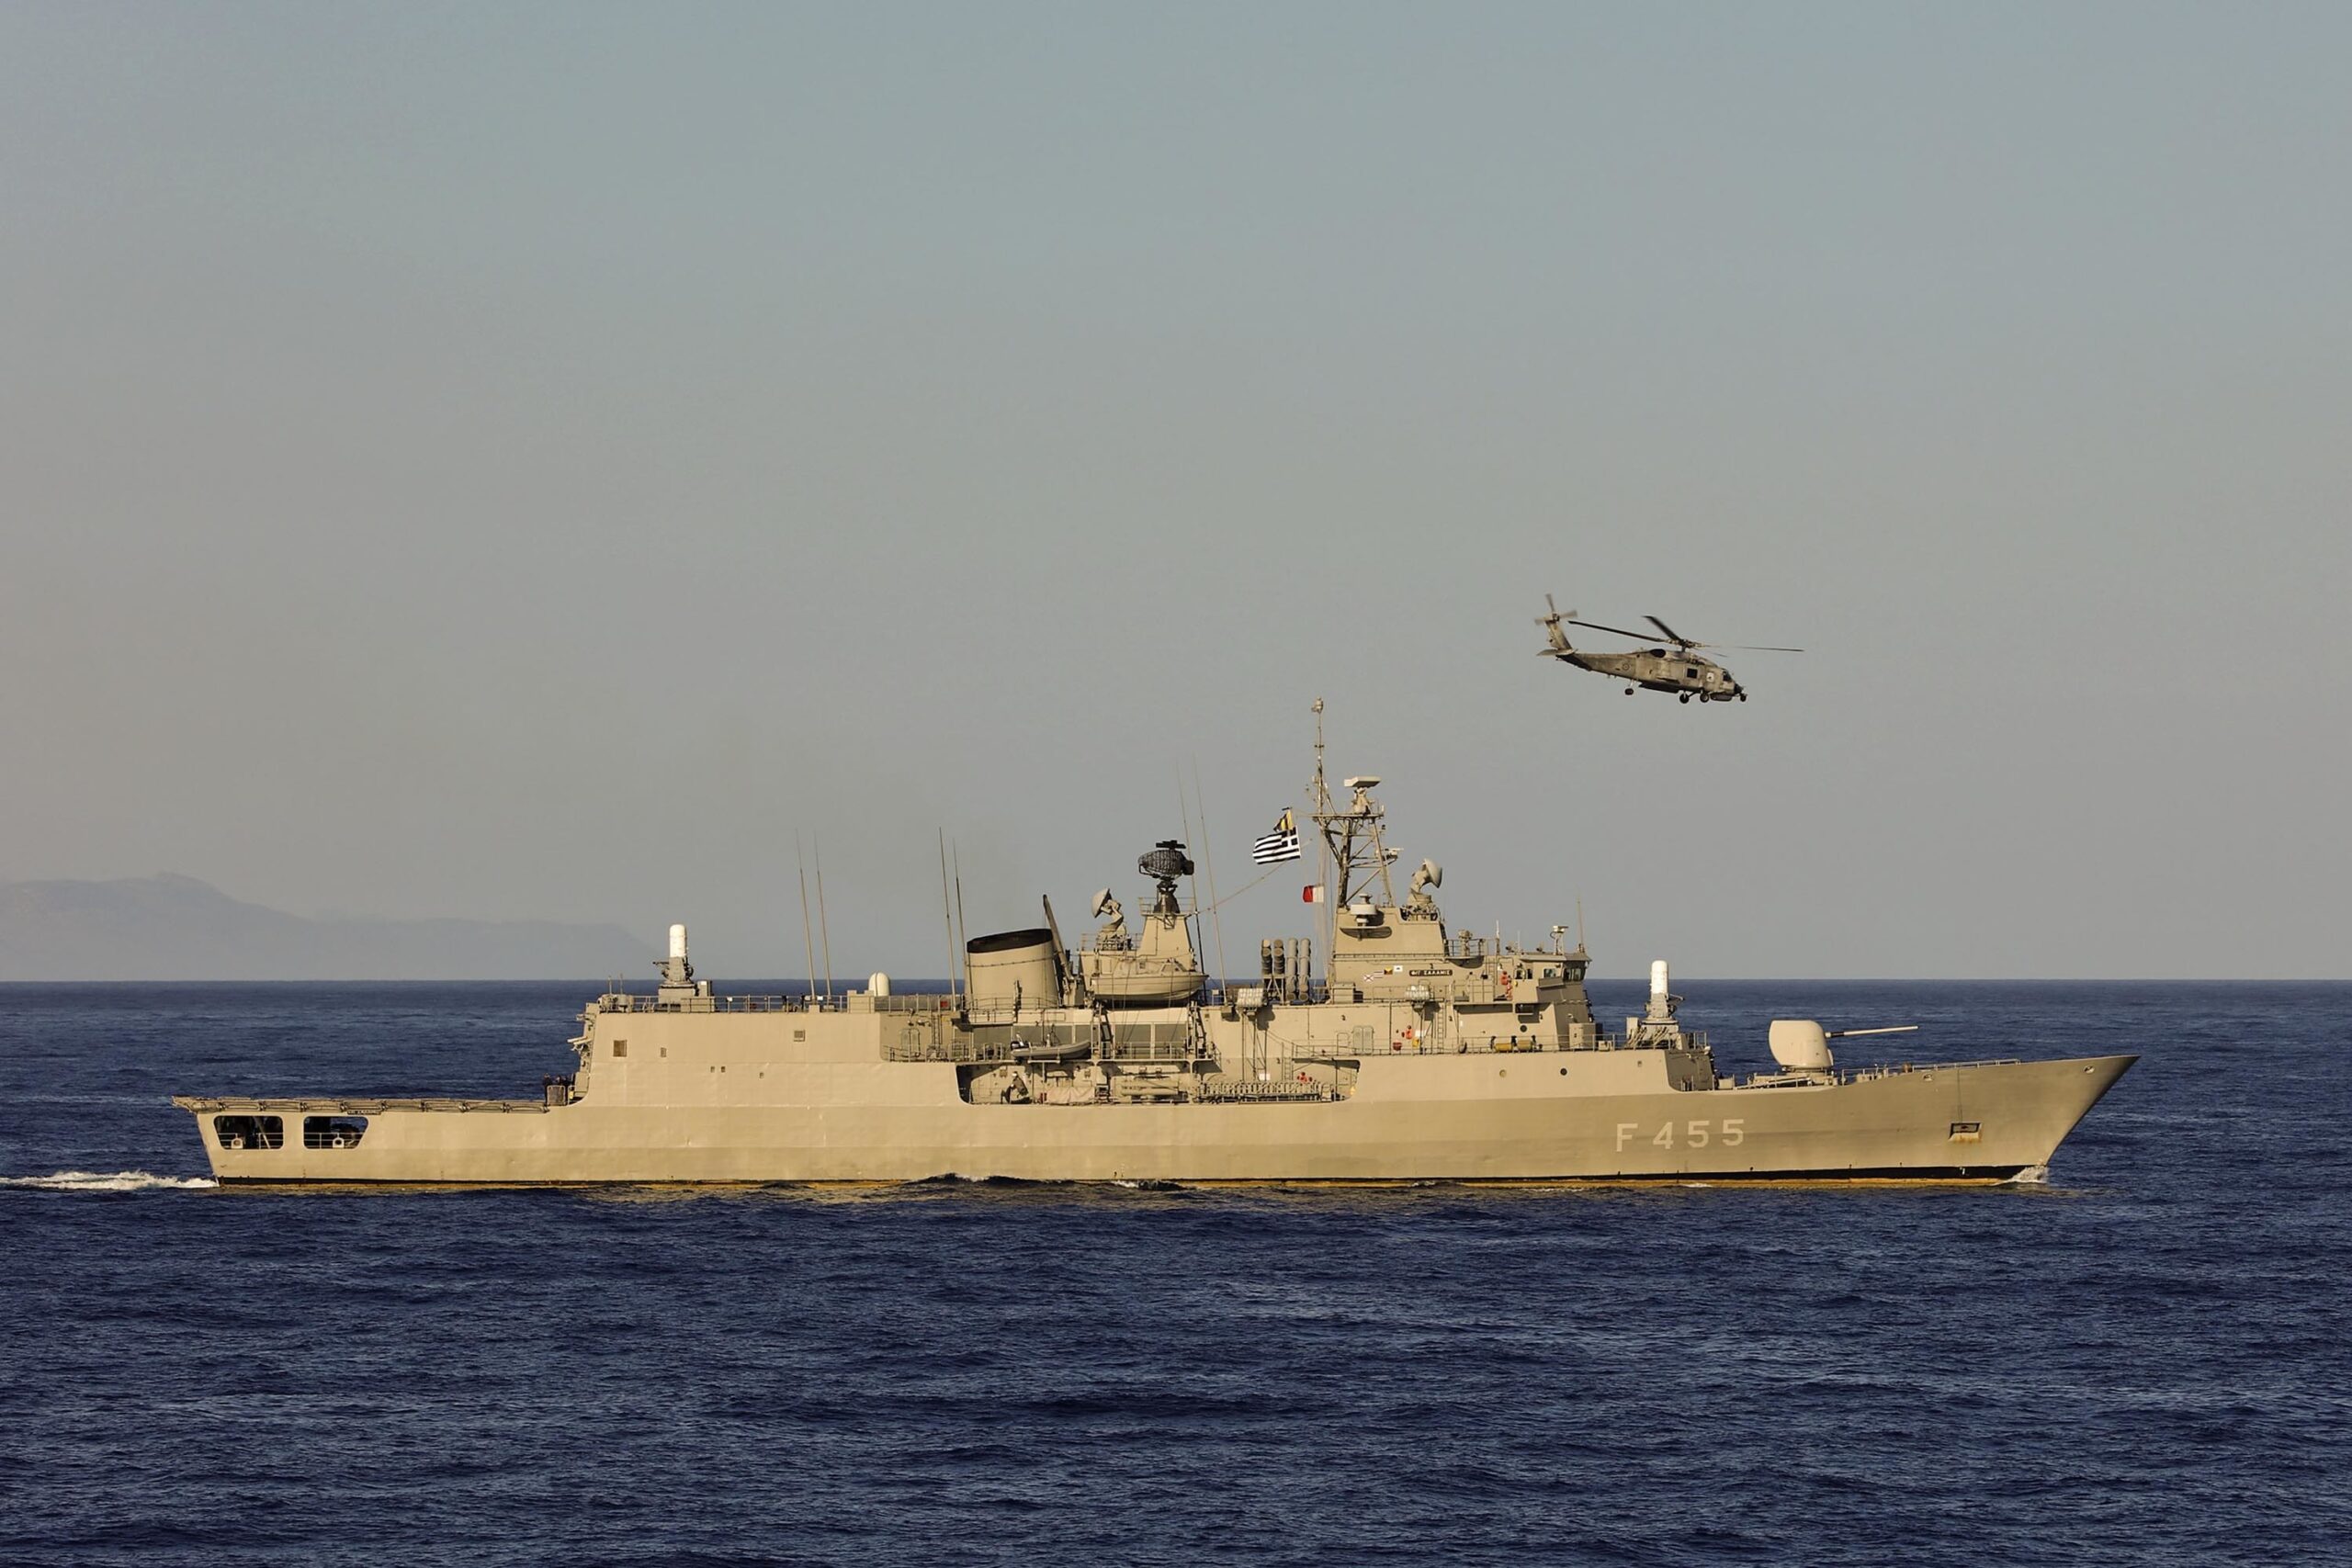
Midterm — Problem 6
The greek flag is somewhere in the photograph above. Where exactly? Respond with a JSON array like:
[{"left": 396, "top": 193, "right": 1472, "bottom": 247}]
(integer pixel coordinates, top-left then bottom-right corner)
[{"left": 1251, "top": 809, "right": 1302, "bottom": 865}]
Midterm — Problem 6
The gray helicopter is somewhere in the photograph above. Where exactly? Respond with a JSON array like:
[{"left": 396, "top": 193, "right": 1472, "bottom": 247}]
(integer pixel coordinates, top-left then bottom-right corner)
[{"left": 1538, "top": 594, "right": 1802, "bottom": 703}]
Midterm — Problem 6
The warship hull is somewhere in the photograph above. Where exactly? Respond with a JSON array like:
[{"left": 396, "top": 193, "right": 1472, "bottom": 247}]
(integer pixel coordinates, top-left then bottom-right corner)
[
  {"left": 169, "top": 746, "right": 2140, "bottom": 1188},
  {"left": 174, "top": 1029, "right": 2133, "bottom": 1186}
]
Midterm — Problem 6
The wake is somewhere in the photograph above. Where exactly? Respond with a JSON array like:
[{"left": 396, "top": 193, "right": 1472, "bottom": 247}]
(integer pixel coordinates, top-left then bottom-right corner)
[{"left": 1, "top": 1169, "right": 218, "bottom": 1192}]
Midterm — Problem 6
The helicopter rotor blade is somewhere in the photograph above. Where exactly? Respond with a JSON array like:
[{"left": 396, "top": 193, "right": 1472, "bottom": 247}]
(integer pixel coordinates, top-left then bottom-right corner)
[
  {"left": 1644, "top": 615, "right": 1693, "bottom": 648},
  {"left": 1564, "top": 617, "right": 1657, "bottom": 642},
  {"left": 1634, "top": 609, "right": 1803, "bottom": 654}
]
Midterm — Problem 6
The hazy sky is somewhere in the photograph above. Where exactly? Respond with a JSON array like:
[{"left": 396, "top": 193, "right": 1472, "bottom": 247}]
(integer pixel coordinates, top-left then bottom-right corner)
[{"left": 3, "top": 3, "right": 2346, "bottom": 978}]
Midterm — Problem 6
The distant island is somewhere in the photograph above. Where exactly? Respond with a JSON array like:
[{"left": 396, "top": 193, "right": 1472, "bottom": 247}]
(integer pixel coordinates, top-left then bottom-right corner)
[{"left": 0, "top": 874, "right": 650, "bottom": 981}]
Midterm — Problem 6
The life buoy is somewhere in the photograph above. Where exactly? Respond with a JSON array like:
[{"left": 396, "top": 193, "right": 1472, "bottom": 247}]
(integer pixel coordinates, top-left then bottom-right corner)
[{"left": 330, "top": 1134, "right": 349, "bottom": 1149}]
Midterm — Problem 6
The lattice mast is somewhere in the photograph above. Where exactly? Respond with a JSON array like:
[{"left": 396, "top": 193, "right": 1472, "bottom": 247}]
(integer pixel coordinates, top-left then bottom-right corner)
[{"left": 1307, "top": 697, "right": 1399, "bottom": 918}]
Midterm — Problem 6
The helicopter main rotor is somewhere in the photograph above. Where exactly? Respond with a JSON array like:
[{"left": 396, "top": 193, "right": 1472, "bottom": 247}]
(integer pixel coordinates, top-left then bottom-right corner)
[{"left": 1564, "top": 611, "right": 1804, "bottom": 655}]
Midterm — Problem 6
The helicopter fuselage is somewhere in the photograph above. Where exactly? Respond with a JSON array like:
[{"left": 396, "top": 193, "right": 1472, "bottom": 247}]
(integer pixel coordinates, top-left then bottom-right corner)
[
  {"left": 1549, "top": 647, "right": 1747, "bottom": 702},
  {"left": 1535, "top": 598, "right": 1789, "bottom": 704}
]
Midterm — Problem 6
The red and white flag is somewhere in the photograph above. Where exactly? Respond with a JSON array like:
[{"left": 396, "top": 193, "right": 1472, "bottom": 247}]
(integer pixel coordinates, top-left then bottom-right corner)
[{"left": 1302, "top": 885, "right": 1326, "bottom": 904}]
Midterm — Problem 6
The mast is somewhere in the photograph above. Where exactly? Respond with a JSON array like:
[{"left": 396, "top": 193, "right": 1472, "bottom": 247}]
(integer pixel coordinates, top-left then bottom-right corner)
[
  {"left": 814, "top": 842, "right": 834, "bottom": 1001},
  {"left": 1311, "top": 698, "right": 1331, "bottom": 982},
  {"left": 1309, "top": 705, "right": 1398, "bottom": 913},
  {"left": 796, "top": 834, "right": 818, "bottom": 1007},
  {"left": 938, "top": 829, "right": 959, "bottom": 1007},
  {"left": 1190, "top": 761, "right": 1229, "bottom": 999}
]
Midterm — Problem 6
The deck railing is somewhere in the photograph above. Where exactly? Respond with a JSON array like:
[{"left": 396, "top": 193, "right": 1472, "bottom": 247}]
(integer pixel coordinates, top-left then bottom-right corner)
[{"left": 595, "top": 992, "right": 955, "bottom": 1016}]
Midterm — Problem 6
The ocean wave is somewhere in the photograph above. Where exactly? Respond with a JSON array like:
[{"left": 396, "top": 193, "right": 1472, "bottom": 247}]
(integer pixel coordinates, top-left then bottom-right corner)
[{"left": 1, "top": 1169, "right": 218, "bottom": 1192}]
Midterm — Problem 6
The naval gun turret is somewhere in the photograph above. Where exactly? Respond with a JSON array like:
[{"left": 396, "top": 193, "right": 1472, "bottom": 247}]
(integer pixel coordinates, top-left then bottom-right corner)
[
  {"left": 1764, "top": 1019, "right": 1921, "bottom": 1081},
  {"left": 1080, "top": 839, "right": 1206, "bottom": 1007}
]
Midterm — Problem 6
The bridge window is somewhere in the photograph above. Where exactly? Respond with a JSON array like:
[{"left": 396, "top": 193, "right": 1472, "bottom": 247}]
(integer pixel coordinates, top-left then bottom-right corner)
[
  {"left": 214, "top": 1114, "right": 283, "bottom": 1151},
  {"left": 303, "top": 1115, "right": 368, "bottom": 1150}
]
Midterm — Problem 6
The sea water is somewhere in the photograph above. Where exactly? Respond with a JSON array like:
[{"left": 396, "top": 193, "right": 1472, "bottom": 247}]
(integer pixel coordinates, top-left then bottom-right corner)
[{"left": 3, "top": 980, "right": 2346, "bottom": 1566}]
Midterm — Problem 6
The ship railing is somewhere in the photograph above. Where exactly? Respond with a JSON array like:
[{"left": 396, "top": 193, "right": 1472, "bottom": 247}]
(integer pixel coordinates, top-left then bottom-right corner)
[
  {"left": 881, "top": 1025, "right": 1206, "bottom": 1066},
  {"left": 1310, "top": 1028, "right": 1705, "bottom": 1055},
  {"left": 594, "top": 992, "right": 958, "bottom": 1016},
  {"left": 1213, "top": 983, "right": 1329, "bottom": 1007},
  {"left": 885, "top": 1037, "right": 1023, "bottom": 1065},
  {"left": 961, "top": 1003, "right": 1080, "bottom": 1024},
  {"left": 879, "top": 1043, "right": 1211, "bottom": 1066},
  {"left": 171, "top": 1094, "right": 548, "bottom": 1114},
  {"left": 1845, "top": 1057, "right": 2021, "bottom": 1081},
  {"left": 596, "top": 993, "right": 805, "bottom": 1014},
  {"left": 1197, "top": 1077, "right": 1338, "bottom": 1102},
  {"left": 1735, "top": 1058, "right": 2023, "bottom": 1089}
]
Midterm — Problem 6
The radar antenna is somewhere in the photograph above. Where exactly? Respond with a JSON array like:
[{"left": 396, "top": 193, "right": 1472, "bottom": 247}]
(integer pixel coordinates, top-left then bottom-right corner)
[{"left": 1137, "top": 840, "right": 1193, "bottom": 917}]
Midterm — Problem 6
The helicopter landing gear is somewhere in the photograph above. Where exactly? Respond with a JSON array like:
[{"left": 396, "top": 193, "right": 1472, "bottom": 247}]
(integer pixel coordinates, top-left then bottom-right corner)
[
  {"left": 1678, "top": 693, "right": 1691, "bottom": 704},
  {"left": 1736, "top": 691, "right": 1747, "bottom": 702},
  {"left": 1624, "top": 688, "right": 1636, "bottom": 696}
]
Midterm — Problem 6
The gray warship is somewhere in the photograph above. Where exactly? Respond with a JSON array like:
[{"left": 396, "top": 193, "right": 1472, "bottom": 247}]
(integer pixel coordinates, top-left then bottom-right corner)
[{"left": 174, "top": 716, "right": 2134, "bottom": 1185}]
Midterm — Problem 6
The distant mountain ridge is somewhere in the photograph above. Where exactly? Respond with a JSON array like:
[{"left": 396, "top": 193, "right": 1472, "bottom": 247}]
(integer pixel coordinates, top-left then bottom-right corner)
[{"left": 0, "top": 874, "right": 650, "bottom": 980}]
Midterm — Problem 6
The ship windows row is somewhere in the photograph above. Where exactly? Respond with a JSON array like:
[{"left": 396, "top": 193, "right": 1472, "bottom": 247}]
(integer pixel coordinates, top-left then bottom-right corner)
[{"left": 213, "top": 1114, "right": 368, "bottom": 1151}]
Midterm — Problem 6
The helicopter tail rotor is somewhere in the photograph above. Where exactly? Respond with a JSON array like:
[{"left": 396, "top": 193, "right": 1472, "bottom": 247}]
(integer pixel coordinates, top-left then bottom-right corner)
[{"left": 1537, "top": 593, "right": 1575, "bottom": 654}]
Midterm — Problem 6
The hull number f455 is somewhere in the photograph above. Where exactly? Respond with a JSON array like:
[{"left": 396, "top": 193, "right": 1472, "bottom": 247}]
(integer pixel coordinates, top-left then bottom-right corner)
[{"left": 1616, "top": 1119, "right": 1745, "bottom": 1151}]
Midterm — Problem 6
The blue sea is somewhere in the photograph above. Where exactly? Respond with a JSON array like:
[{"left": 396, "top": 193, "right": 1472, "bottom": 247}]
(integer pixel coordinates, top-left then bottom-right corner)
[{"left": 3, "top": 980, "right": 2346, "bottom": 1566}]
